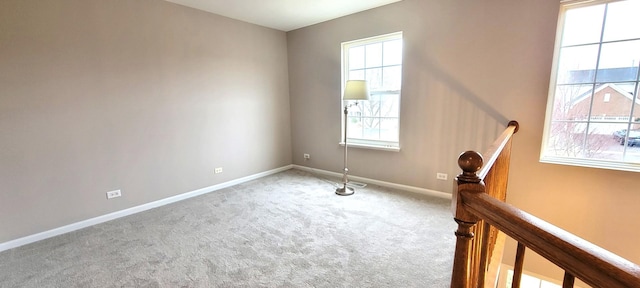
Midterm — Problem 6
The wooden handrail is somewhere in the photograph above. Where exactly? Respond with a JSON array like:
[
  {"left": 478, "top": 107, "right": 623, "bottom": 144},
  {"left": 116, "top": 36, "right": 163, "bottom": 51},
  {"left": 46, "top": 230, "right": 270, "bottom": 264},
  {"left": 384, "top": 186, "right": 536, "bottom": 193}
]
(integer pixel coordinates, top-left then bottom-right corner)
[
  {"left": 450, "top": 120, "right": 640, "bottom": 288},
  {"left": 477, "top": 120, "right": 518, "bottom": 181},
  {"left": 463, "top": 192, "right": 640, "bottom": 288}
]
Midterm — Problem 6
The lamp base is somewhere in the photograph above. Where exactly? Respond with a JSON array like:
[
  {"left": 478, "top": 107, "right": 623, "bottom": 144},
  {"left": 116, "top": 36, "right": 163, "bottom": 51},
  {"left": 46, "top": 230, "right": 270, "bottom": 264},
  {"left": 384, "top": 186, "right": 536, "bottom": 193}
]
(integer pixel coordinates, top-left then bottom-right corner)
[{"left": 335, "top": 186, "right": 355, "bottom": 196}]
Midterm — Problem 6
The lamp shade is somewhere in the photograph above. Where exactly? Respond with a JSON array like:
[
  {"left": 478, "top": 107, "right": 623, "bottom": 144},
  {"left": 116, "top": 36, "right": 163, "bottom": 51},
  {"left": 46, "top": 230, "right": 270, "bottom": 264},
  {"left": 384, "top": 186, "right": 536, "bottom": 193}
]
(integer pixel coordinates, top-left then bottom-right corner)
[{"left": 343, "top": 80, "right": 370, "bottom": 101}]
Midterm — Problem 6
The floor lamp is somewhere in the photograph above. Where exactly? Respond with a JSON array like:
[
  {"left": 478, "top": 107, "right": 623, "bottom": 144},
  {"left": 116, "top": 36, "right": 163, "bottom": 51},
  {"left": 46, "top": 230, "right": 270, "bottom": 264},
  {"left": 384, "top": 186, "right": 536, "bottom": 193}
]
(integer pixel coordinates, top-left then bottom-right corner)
[{"left": 336, "top": 80, "right": 370, "bottom": 196}]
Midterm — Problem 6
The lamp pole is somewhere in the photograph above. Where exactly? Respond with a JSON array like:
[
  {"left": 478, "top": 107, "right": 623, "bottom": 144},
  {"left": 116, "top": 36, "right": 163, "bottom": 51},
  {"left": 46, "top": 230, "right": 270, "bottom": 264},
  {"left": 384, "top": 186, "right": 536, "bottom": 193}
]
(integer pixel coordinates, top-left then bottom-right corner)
[{"left": 336, "top": 103, "right": 355, "bottom": 196}]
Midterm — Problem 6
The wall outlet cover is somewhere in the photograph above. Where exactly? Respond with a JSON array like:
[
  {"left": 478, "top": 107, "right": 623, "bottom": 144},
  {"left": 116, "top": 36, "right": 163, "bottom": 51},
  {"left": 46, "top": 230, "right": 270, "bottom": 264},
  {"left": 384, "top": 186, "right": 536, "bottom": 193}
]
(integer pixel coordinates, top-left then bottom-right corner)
[
  {"left": 436, "top": 173, "right": 448, "bottom": 180},
  {"left": 106, "top": 190, "right": 122, "bottom": 199}
]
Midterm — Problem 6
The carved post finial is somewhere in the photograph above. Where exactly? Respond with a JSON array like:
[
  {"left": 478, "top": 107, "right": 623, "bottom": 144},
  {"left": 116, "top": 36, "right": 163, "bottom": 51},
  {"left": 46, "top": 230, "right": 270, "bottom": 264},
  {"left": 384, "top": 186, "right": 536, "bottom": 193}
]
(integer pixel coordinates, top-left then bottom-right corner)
[{"left": 457, "top": 151, "right": 483, "bottom": 183}]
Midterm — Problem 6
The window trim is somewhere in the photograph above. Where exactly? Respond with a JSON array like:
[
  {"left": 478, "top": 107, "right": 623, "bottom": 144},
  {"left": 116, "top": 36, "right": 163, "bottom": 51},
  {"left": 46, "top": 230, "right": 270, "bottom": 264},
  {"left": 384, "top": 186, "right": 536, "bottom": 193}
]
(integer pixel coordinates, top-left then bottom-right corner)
[
  {"left": 338, "top": 141, "right": 401, "bottom": 152},
  {"left": 340, "top": 31, "right": 403, "bottom": 150},
  {"left": 540, "top": 0, "right": 640, "bottom": 172}
]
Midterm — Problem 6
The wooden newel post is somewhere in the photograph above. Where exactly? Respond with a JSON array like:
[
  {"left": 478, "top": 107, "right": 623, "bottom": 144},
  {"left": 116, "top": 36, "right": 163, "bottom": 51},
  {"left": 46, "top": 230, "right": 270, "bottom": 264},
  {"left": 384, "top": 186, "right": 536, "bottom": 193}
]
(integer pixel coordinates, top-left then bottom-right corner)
[{"left": 451, "top": 151, "right": 484, "bottom": 288}]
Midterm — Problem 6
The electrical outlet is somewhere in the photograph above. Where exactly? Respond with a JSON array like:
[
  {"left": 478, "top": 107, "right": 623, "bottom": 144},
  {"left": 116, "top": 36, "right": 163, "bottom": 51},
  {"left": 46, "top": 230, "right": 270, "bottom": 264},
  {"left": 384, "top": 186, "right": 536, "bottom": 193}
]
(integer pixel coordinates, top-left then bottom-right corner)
[
  {"left": 106, "top": 189, "right": 122, "bottom": 199},
  {"left": 436, "top": 173, "right": 448, "bottom": 180},
  {"left": 303, "top": 153, "right": 310, "bottom": 160},
  {"left": 214, "top": 167, "right": 223, "bottom": 174}
]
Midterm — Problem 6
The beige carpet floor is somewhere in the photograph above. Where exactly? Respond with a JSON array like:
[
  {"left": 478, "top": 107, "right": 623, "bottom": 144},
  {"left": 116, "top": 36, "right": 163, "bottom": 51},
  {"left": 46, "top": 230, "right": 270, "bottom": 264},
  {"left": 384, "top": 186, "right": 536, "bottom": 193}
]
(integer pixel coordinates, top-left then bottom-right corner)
[{"left": 0, "top": 169, "right": 456, "bottom": 287}]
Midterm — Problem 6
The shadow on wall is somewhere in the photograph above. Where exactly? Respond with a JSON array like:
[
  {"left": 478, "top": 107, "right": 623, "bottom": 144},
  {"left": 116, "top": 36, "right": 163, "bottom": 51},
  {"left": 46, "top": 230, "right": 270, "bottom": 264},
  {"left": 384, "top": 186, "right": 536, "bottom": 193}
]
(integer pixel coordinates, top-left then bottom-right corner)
[{"left": 407, "top": 42, "right": 510, "bottom": 178}]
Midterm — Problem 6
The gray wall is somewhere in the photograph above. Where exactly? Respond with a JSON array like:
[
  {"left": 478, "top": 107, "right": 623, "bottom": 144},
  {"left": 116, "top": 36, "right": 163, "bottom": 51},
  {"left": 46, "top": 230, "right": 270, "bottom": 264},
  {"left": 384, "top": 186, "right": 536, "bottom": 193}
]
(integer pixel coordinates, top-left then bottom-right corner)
[
  {"left": 288, "top": 0, "right": 640, "bottom": 281},
  {"left": 0, "top": 0, "right": 291, "bottom": 243},
  {"left": 288, "top": 1, "right": 525, "bottom": 194},
  {"left": 3, "top": 0, "right": 640, "bottom": 283}
]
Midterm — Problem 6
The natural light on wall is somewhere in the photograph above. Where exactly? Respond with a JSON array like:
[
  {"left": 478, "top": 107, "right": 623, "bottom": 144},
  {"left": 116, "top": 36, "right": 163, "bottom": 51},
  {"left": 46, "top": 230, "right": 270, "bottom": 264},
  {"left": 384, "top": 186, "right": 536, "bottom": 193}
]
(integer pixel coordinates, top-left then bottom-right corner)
[
  {"left": 541, "top": 0, "right": 640, "bottom": 172},
  {"left": 341, "top": 32, "right": 403, "bottom": 151}
]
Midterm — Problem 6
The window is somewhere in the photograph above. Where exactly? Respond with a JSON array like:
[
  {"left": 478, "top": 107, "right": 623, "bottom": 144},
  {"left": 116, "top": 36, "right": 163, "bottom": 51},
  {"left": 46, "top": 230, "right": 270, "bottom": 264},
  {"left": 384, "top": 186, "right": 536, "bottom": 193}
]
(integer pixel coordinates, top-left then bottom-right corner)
[
  {"left": 541, "top": 0, "right": 640, "bottom": 171},
  {"left": 342, "top": 32, "right": 403, "bottom": 150}
]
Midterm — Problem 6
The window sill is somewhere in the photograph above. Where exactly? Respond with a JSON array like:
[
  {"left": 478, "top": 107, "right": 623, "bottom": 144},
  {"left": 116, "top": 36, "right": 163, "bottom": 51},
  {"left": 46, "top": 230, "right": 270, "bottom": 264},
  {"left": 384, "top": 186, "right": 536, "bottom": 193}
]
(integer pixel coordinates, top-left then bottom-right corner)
[
  {"left": 339, "top": 142, "right": 400, "bottom": 152},
  {"left": 540, "top": 156, "right": 640, "bottom": 173}
]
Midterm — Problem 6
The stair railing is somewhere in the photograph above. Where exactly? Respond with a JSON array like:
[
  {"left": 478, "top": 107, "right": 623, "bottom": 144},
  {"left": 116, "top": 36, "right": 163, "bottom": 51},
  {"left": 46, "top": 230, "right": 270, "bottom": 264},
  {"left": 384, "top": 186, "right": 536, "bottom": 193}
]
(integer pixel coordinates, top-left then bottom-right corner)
[{"left": 450, "top": 120, "right": 640, "bottom": 288}]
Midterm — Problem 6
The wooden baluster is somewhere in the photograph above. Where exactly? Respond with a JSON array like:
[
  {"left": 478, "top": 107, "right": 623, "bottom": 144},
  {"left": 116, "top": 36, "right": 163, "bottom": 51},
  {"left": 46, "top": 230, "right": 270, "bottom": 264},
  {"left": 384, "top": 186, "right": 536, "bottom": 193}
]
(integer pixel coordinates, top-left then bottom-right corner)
[
  {"left": 562, "top": 272, "right": 575, "bottom": 288},
  {"left": 512, "top": 242, "right": 526, "bottom": 288},
  {"left": 477, "top": 221, "right": 492, "bottom": 287},
  {"left": 451, "top": 151, "right": 484, "bottom": 288},
  {"left": 452, "top": 219, "right": 477, "bottom": 288}
]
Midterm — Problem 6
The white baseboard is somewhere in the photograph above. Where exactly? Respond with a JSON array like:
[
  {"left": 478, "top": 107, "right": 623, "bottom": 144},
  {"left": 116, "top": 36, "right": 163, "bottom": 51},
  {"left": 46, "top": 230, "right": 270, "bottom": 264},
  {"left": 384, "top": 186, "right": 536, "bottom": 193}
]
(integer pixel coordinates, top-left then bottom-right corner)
[
  {"left": 292, "top": 165, "right": 452, "bottom": 200},
  {"left": 1, "top": 164, "right": 449, "bottom": 252},
  {"left": 0, "top": 165, "right": 293, "bottom": 253}
]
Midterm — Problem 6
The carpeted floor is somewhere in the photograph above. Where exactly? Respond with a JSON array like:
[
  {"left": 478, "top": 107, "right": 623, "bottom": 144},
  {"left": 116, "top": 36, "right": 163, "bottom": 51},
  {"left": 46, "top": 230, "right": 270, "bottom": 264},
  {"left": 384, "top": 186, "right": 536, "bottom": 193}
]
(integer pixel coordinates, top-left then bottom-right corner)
[{"left": 0, "top": 169, "right": 456, "bottom": 287}]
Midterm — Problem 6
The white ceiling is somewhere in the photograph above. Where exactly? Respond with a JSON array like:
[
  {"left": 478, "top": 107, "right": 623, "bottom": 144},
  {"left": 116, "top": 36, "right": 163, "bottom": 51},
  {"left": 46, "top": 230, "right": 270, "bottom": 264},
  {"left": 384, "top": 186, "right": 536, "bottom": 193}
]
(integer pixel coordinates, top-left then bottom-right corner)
[{"left": 164, "top": 0, "right": 402, "bottom": 32}]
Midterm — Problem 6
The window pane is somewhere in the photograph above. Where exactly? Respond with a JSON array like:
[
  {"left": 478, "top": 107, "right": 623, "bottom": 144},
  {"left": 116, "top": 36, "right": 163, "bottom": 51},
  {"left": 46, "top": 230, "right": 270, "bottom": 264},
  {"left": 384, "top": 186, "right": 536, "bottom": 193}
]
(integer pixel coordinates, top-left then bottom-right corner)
[
  {"left": 349, "top": 46, "right": 365, "bottom": 69},
  {"left": 561, "top": 4, "right": 605, "bottom": 46},
  {"left": 366, "top": 68, "right": 383, "bottom": 91},
  {"left": 590, "top": 82, "right": 636, "bottom": 121},
  {"left": 596, "top": 40, "right": 640, "bottom": 82},
  {"left": 603, "top": 0, "right": 640, "bottom": 42},
  {"left": 584, "top": 122, "right": 626, "bottom": 161},
  {"left": 552, "top": 84, "right": 594, "bottom": 121},
  {"left": 362, "top": 117, "right": 380, "bottom": 139},
  {"left": 365, "top": 43, "right": 382, "bottom": 68},
  {"left": 383, "top": 39, "right": 403, "bottom": 66},
  {"left": 349, "top": 69, "right": 365, "bottom": 80},
  {"left": 611, "top": 123, "right": 637, "bottom": 144},
  {"left": 623, "top": 147, "right": 640, "bottom": 163},
  {"left": 347, "top": 116, "right": 363, "bottom": 139},
  {"left": 380, "top": 93, "right": 400, "bottom": 118},
  {"left": 380, "top": 119, "right": 399, "bottom": 141},
  {"left": 382, "top": 66, "right": 402, "bottom": 91},
  {"left": 547, "top": 120, "right": 588, "bottom": 157},
  {"left": 347, "top": 102, "right": 363, "bottom": 116},
  {"left": 360, "top": 94, "right": 380, "bottom": 117},
  {"left": 623, "top": 115, "right": 640, "bottom": 163},
  {"left": 557, "top": 45, "right": 599, "bottom": 84}
]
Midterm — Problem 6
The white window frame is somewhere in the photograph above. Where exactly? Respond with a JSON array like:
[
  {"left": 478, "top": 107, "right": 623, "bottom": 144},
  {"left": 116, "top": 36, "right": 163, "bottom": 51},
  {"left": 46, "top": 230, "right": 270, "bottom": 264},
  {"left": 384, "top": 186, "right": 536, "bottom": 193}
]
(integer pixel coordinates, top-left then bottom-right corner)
[
  {"left": 341, "top": 32, "right": 403, "bottom": 152},
  {"left": 540, "top": 0, "right": 640, "bottom": 172}
]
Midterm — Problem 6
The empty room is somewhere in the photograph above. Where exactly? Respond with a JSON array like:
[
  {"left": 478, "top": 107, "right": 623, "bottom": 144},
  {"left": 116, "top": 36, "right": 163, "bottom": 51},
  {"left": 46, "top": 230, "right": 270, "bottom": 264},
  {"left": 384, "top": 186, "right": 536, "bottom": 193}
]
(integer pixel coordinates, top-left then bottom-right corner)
[{"left": 1, "top": 0, "right": 639, "bottom": 287}]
